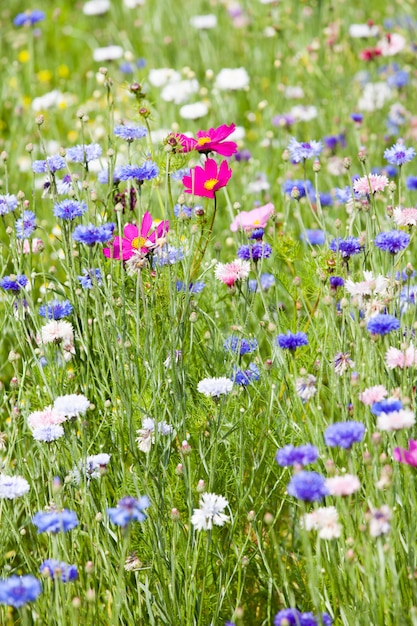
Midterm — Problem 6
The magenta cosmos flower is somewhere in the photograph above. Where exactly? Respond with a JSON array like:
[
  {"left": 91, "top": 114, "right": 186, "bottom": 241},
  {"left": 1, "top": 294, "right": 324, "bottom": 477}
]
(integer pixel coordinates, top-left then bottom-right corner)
[
  {"left": 177, "top": 123, "right": 237, "bottom": 156},
  {"left": 103, "top": 212, "right": 169, "bottom": 261},
  {"left": 393, "top": 440, "right": 417, "bottom": 466},
  {"left": 230, "top": 202, "right": 275, "bottom": 232},
  {"left": 182, "top": 158, "right": 232, "bottom": 199}
]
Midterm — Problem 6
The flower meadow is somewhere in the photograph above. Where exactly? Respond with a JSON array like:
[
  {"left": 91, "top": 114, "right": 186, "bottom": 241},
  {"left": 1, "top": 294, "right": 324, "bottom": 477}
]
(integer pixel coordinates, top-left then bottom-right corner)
[{"left": 3, "top": 1, "right": 417, "bottom": 624}]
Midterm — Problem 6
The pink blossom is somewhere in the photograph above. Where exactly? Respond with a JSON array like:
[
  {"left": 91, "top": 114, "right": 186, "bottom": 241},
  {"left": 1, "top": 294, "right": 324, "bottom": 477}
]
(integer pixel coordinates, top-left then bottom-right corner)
[
  {"left": 302, "top": 506, "right": 341, "bottom": 539},
  {"left": 176, "top": 123, "right": 238, "bottom": 156},
  {"left": 214, "top": 259, "right": 250, "bottom": 287},
  {"left": 358, "top": 385, "right": 388, "bottom": 405},
  {"left": 393, "top": 439, "right": 417, "bottom": 466},
  {"left": 230, "top": 202, "right": 275, "bottom": 232},
  {"left": 393, "top": 207, "right": 417, "bottom": 227},
  {"left": 27, "top": 406, "right": 67, "bottom": 430},
  {"left": 103, "top": 212, "right": 169, "bottom": 261},
  {"left": 353, "top": 174, "right": 389, "bottom": 195},
  {"left": 325, "top": 474, "right": 361, "bottom": 496},
  {"left": 377, "top": 33, "right": 406, "bottom": 56},
  {"left": 385, "top": 345, "right": 417, "bottom": 369},
  {"left": 182, "top": 158, "right": 232, "bottom": 199},
  {"left": 377, "top": 409, "right": 415, "bottom": 431}
]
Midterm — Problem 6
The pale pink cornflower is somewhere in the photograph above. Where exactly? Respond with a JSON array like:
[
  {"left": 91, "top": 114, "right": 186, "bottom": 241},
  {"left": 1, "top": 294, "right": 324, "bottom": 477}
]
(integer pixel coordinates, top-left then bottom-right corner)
[
  {"left": 27, "top": 406, "right": 67, "bottom": 430},
  {"left": 377, "top": 409, "right": 415, "bottom": 431},
  {"left": 301, "top": 506, "right": 341, "bottom": 539},
  {"left": 359, "top": 385, "right": 388, "bottom": 405},
  {"left": 385, "top": 345, "right": 417, "bottom": 369},
  {"left": 41, "top": 320, "right": 74, "bottom": 347},
  {"left": 345, "top": 270, "right": 389, "bottom": 298},
  {"left": 367, "top": 505, "right": 391, "bottom": 537},
  {"left": 325, "top": 474, "right": 361, "bottom": 496},
  {"left": 353, "top": 174, "right": 389, "bottom": 195},
  {"left": 393, "top": 207, "right": 417, "bottom": 227},
  {"left": 377, "top": 33, "right": 406, "bottom": 56},
  {"left": 214, "top": 259, "right": 250, "bottom": 287}
]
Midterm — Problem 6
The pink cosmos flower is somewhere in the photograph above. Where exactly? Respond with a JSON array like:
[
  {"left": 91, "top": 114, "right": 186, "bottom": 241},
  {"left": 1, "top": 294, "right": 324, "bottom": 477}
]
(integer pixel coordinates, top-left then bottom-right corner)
[
  {"left": 393, "top": 439, "right": 417, "bottom": 466},
  {"left": 393, "top": 207, "right": 417, "bottom": 227},
  {"left": 230, "top": 202, "right": 275, "bottom": 232},
  {"left": 353, "top": 174, "right": 389, "bottom": 195},
  {"left": 103, "top": 212, "right": 169, "bottom": 261},
  {"left": 325, "top": 474, "right": 361, "bottom": 496},
  {"left": 385, "top": 345, "right": 417, "bottom": 369},
  {"left": 182, "top": 158, "right": 232, "bottom": 199},
  {"left": 176, "top": 123, "right": 238, "bottom": 156},
  {"left": 214, "top": 258, "right": 250, "bottom": 287},
  {"left": 358, "top": 385, "right": 388, "bottom": 405}
]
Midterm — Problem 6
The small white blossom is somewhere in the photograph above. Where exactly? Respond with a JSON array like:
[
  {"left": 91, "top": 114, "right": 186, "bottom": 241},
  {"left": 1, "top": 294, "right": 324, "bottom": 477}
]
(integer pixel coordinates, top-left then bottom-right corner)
[{"left": 191, "top": 493, "right": 230, "bottom": 531}]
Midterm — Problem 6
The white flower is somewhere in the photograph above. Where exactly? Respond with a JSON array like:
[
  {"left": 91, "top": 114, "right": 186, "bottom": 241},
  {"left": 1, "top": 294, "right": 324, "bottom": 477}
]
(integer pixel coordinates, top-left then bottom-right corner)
[
  {"left": 0, "top": 475, "right": 30, "bottom": 499},
  {"left": 325, "top": 475, "right": 361, "bottom": 496},
  {"left": 27, "top": 406, "right": 67, "bottom": 429},
  {"left": 301, "top": 507, "right": 341, "bottom": 539},
  {"left": 93, "top": 45, "right": 124, "bottom": 62},
  {"left": 285, "top": 85, "right": 304, "bottom": 99},
  {"left": 135, "top": 418, "right": 173, "bottom": 453},
  {"left": 32, "top": 424, "right": 65, "bottom": 442},
  {"left": 31, "top": 90, "right": 75, "bottom": 112},
  {"left": 197, "top": 377, "right": 233, "bottom": 397},
  {"left": 295, "top": 375, "right": 317, "bottom": 401},
  {"left": 161, "top": 79, "right": 199, "bottom": 104},
  {"left": 349, "top": 23, "right": 379, "bottom": 38},
  {"left": 191, "top": 493, "right": 230, "bottom": 530},
  {"left": 368, "top": 505, "right": 391, "bottom": 537},
  {"left": 179, "top": 102, "right": 209, "bottom": 120},
  {"left": 189, "top": 14, "right": 217, "bottom": 29},
  {"left": 345, "top": 271, "right": 389, "bottom": 301},
  {"left": 148, "top": 68, "right": 181, "bottom": 87},
  {"left": 289, "top": 105, "right": 318, "bottom": 121},
  {"left": 393, "top": 207, "right": 417, "bottom": 226},
  {"left": 41, "top": 320, "right": 74, "bottom": 347},
  {"left": 123, "top": 0, "right": 145, "bottom": 6},
  {"left": 214, "top": 67, "right": 249, "bottom": 91},
  {"left": 85, "top": 453, "right": 111, "bottom": 479},
  {"left": 358, "top": 82, "right": 392, "bottom": 111},
  {"left": 53, "top": 394, "right": 90, "bottom": 418},
  {"left": 83, "top": 0, "right": 110, "bottom": 15},
  {"left": 377, "top": 409, "right": 415, "bottom": 431}
]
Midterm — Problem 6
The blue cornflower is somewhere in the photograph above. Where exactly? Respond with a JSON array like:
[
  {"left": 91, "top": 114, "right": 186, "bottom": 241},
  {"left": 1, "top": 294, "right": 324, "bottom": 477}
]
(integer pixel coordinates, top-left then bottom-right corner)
[
  {"left": 324, "top": 421, "right": 365, "bottom": 448},
  {"left": 249, "top": 228, "right": 265, "bottom": 240},
  {"left": 72, "top": 223, "right": 115, "bottom": 245},
  {"left": 276, "top": 331, "right": 308, "bottom": 351},
  {"left": 301, "top": 229, "right": 326, "bottom": 245},
  {"left": 276, "top": 444, "right": 319, "bottom": 467},
  {"left": 287, "top": 137, "right": 322, "bottom": 162},
  {"left": 78, "top": 268, "right": 103, "bottom": 289},
  {"left": 174, "top": 203, "right": 193, "bottom": 218},
  {"left": 14, "top": 10, "right": 45, "bottom": 26},
  {"left": 32, "top": 155, "right": 66, "bottom": 174},
  {"left": 329, "top": 276, "right": 344, "bottom": 289},
  {"left": 274, "top": 609, "right": 302, "bottom": 626},
  {"left": 0, "top": 194, "right": 18, "bottom": 215},
  {"left": 237, "top": 242, "right": 272, "bottom": 261},
  {"left": 232, "top": 363, "right": 260, "bottom": 386},
  {"left": 234, "top": 149, "right": 252, "bottom": 162},
  {"left": 406, "top": 176, "right": 417, "bottom": 190},
  {"left": 396, "top": 268, "right": 417, "bottom": 282},
  {"left": 119, "top": 62, "right": 134, "bottom": 73},
  {"left": 287, "top": 471, "right": 328, "bottom": 501},
  {"left": 39, "top": 299, "right": 73, "bottom": 320},
  {"left": 317, "top": 192, "right": 333, "bottom": 207},
  {"left": 367, "top": 313, "right": 400, "bottom": 335},
  {"left": 224, "top": 335, "right": 258, "bottom": 355},
  {"left": 66, "top": 143, "right": 102, "bottom": 163},
  {"left": 40, "top": 560, "right": 78, "bottom": 582},
  {"left": 329, "top": 236, "right": 361, "bottom": 259},
  {"left": 0, "top": 575, "right": 42, "bottom": 608},
  {"left": 53, "top": 199, "right": 87, "bottom": 220},
  {"left": 371, "top": 398, "right": 403, "bottom": 416},
  {"left": 32, "top": 509, "right": 78, "bottom": 534},
  {"left": 248, "top": 273, "right": 275, "bottom": 292},
  {"left": 387, "top": 70, "right": 409, "bottom": 89},
  {"left": 153, "top": 246, "right": 184, "bottom": 267},
  {"left": 282, "top": 179, "right": 314, "bottom": 199},
  {"left": 300, "top": 612, "right": 333, "bottom": 626},
  {"left": 384, "top": 140, "right": 415, "bottom": 166},
  {"left": 350, "top": 113, "right": 363, "bottom": 123},
  {"left": 335, "top": 186, "right": 354, "bottom": 204},
  {"left": 118, "top": 162, "right": 159, "bottom": 181},
  {"left": 0, "top": 274, "right": 28, "bottom": 292},
  {"left": 107, "top": 495, "right": 150, "bottom": 527},
  {"left": 374, "top": 230, "right": 410, "bottom": 254},
  {"left": 114, "top": 124, "right": 147, "bottom": 142},
  {"left": 176, "top": 280, "right": 205, "bottom": 293},
  {"left": 15, "top": 210, "right": 36, "bottom": 239},
  {"left": 171, "top": 167, "right": 191, "bottom": 182}
]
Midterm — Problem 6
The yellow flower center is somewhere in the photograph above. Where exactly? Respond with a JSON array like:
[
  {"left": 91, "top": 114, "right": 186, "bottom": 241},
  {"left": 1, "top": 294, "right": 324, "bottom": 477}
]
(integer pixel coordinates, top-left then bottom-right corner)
[
  {"left": 131, "top": 236, "right": 147, "bottom": 249},
  {"left": 204, "top": 178, "right": 219, "bottom": 190},
  {"left": 197, "top": 137, "right": 211, "bottom": 146}
]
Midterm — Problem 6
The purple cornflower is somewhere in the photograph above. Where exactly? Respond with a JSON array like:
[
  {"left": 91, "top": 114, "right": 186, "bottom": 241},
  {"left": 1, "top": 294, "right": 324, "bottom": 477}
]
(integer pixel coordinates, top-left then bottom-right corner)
[
  {"left": 350, "top": 113, "right": 363, "bottom": 123},
  {"left": 274, "top": 609, "right": 302, "bottom": 625},
  {"left": 272, "top": 114, "right": 296, "bottom": 128},
  {"left": 300, "top": 612, "right": 333, "bottom": 626},
  {"left": 329, "top": 276, "right": 344, "bottom": 289},
  {"left": 14, "top": 10, "right": 45, "bottom": 26},
  {"left": 176, "top": 280, "right": 205, "bottom": 293},
  {"left": 53, "top": 199, "right": 87, "bottom": 220},
  {"left": 0, "top": 575, "right": 42, "bottom": 608},
  {"left": 72, "top": 222, "right": 115, "bottom": 245},
  {"left": 234, "top": 149, "right": 252, "bottom": 162},
  {"left": 335, "top": 186, "right": 355, "bottom": 204},
  {"left": 371, "top": 398, "right": 403, "bottom": 416},
  {"left": 0, "top": 194, "right": 18, "bottom": 215},
  {"left": 78, "top": 268, "right": 103, "bottom": 289},
  {"left": 367, "top": 313, "right": 400, "bottom": 335},
  {"left": 406, "top": 176, "right": 417, "bottom": 190},
  {"left": 39, "top": 299, "right": 73, "bottom": 320},
  {"left": 287, "top": 137, "right": 322, "bottom": 162},
  {"left": 248, "top": 273, "right": 275, "bottom": 292},
  {"left": 329, "top": 237, "right": 361, "bottom": 259},
  {"left": 384, "top": 140, "right": 415, "bottom": 166},
  {"left": 32, "top": 509, "right": 78, "bottom": 534},
  {"left": 276, "top": 331, "right": 308, "bottom": 351},
  {"left": 276, "top": 444, "right": 319, "bottom": 467},
  {"left": 40, "top": 560, "right": 78, "bottom": 582},
  {"left": 237, "top": 242, "right": 272, "bottom": 261},
  {"left": 301, "top": 229, "right": 326, "bottom": 245},
  {"left": 118, "top": 162, "right": 159, "bottom": 182},
  {"left": 249, "top": 228, "right": 265, "bottom": 240},
  {"left": 374, "top": 230, "right": 410, "bottom": 254},
  {"left": 32, "top": 155, "right": 66, "bottom": 174},
  {"left": 107, "top": 495, "right": 150, "bottom": 527},
  {"left": 232, "top": 363, "right": 260, "bottom": 386},
  {"left": 66, "top": 143, "right": 102, "bottom": 163},
  {"left": 15, "top": 210, "right": 36, "bottom": 239},
  {"left": 224, "top": 335, "right": 258, "bottom": 355},
  {"left": 324, "top": 421, "right": 365, "bottom": 448},
  {"left": 0, "top": 274, "right": 28, "bottom": 292},
  {"left": 287, "top": 471, "right": 328, "bottom": 501},
  {"left": 114, "top": 124, "right": 147, "bottom": 142},
  {"left": 282, "top": 179, "right": 315, "bottom": 199}
]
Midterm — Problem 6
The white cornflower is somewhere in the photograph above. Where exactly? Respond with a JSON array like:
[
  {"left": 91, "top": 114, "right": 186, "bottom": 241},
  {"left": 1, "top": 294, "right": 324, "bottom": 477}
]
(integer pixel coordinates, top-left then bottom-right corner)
[
  {"left": 148, "top": 68, "right": 181, "bottom": 87},
  {"left": 301, "top": 506, "right": 341, "bottom": 540},
  {"left": 197, "top": 377, "right": 233, "bottom": 398},
  {"left": 41, "top": 320, "right": 74, "bottom": 347},
  {"left": 214, "top": 67, "right": 249, "bottom": 91},
  {"left": 161, "top": 79, "right": 199, "bottom": 104},
  {"left": 53, "top": 394, "right": 90, "bottom": 418},
  {"left": 0, "top": 475, "right": 30, "bottom": 499},
  {"left": 295, "top": 374, "right": 317, "bottom": 401},
  {"left": 32, "top": 424, "right": 65, "bottom": 442},
  {"left": 85, "top": 453, "right": 111, "bottom": 479},
  {"left": 191, "top": 493, "right": 230, "bottom": 531},
  {"left": 136, "top": 418, "right": 173, "bottom": 453}
]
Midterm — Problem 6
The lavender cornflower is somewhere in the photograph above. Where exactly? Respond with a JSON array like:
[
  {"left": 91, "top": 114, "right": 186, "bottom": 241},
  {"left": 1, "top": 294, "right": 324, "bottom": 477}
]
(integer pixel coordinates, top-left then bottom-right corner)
[
  {"left": 117, "top": 162, "right": 159, "bottom": 182},
  {"left": 367, "top": 313, "right": 400, "bottom": 335},
  {"left": 287, "top": 137, "right": 322, "bottom": 162},
  {"left": 0, "top": 194, "right": 18, "bottom": 215},
  {"left": 329, "top": 237, "right": 361, "bottom": 258},
  {"left": 287, "top": 471, "right": 328, "bottom": 501},
  {"left": 224, "top": 335, "right": 258, "bottom": 355},
  {"left": 39, "top": 299, "right": 73, "bottom": 320},
  {"left": 301, "top": 229, "right": 326, "bottom": 245},
  {"left": 32, "top": 424, "right": 65, "bottom": 442},
  {"left": 107, "top": 495, "right": 150, "bottom": 527},
  {"left": 153, "top": 245, "right": 184, "bottom": 267},
  {"left": 72, "top": 223, "right": 115, "bottom": 245},
  {"left": 276, "top": 331, "right": 308, "bottom": 351},
  {"left": 32, "top": 155, "right": 66, "bottom": 174},
  {"left": 78, "top": 268, "right": 103, "bottom": 289},
  {"left": 0, "top": 274, "right": 28, "bottom": 292},
  {"left": 14, "top": 10, "right": 45, "bottom": 26},
  {"left": 335, "top": 186, "right": 355, "bottom": 204},
  {"left": 276, "top": 444, "right": 319, "bottom": 467},
  {"left": 237, "top": 242, "right": 272, "bottom": 261},
  {"left": 174, "top": 203, "right": 193, "bottom": 218},
  {"left": 232, "top": 363, "right": 260, "bottom": 386},
  {"left": 15, "top": 211, "right": 36, "bottom": 239},
  {"left": 384, "top": 140, "right": 416, "bottom": 166},
  {"left": 374, "top": 230, "right": 410, "bottom": 254},
  {"left": 0, "top": 576, "right": 42, "bottom": 608},
  {"left": 324, "top": 421, "right": 365, "bottom": 448},
  {"left": 66, "top": 143, "right": 102, "bottom": 163},
  {"left": 40, "top": 560, "right": 78, "bottom": 582},
  {"left": 248, "top": 273, "right": 275, "bottom": 292},
  {"left": 114, "top": 124, "right": 147, "bottom": 142},
  {"left": 0, "top": 475, "right": 30, "bottom": 499},
  {"left": 53, "top": 199, "right": 87, "bottom": 220},
  {"left": 282, "top": 179, "right": 314, "bottom": 198},
  {"left": 176, "top": 280, "right": 205, "bottom": 293},
  {"left": 32, "top": 509, "right": 78, "bottom": 534}
]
